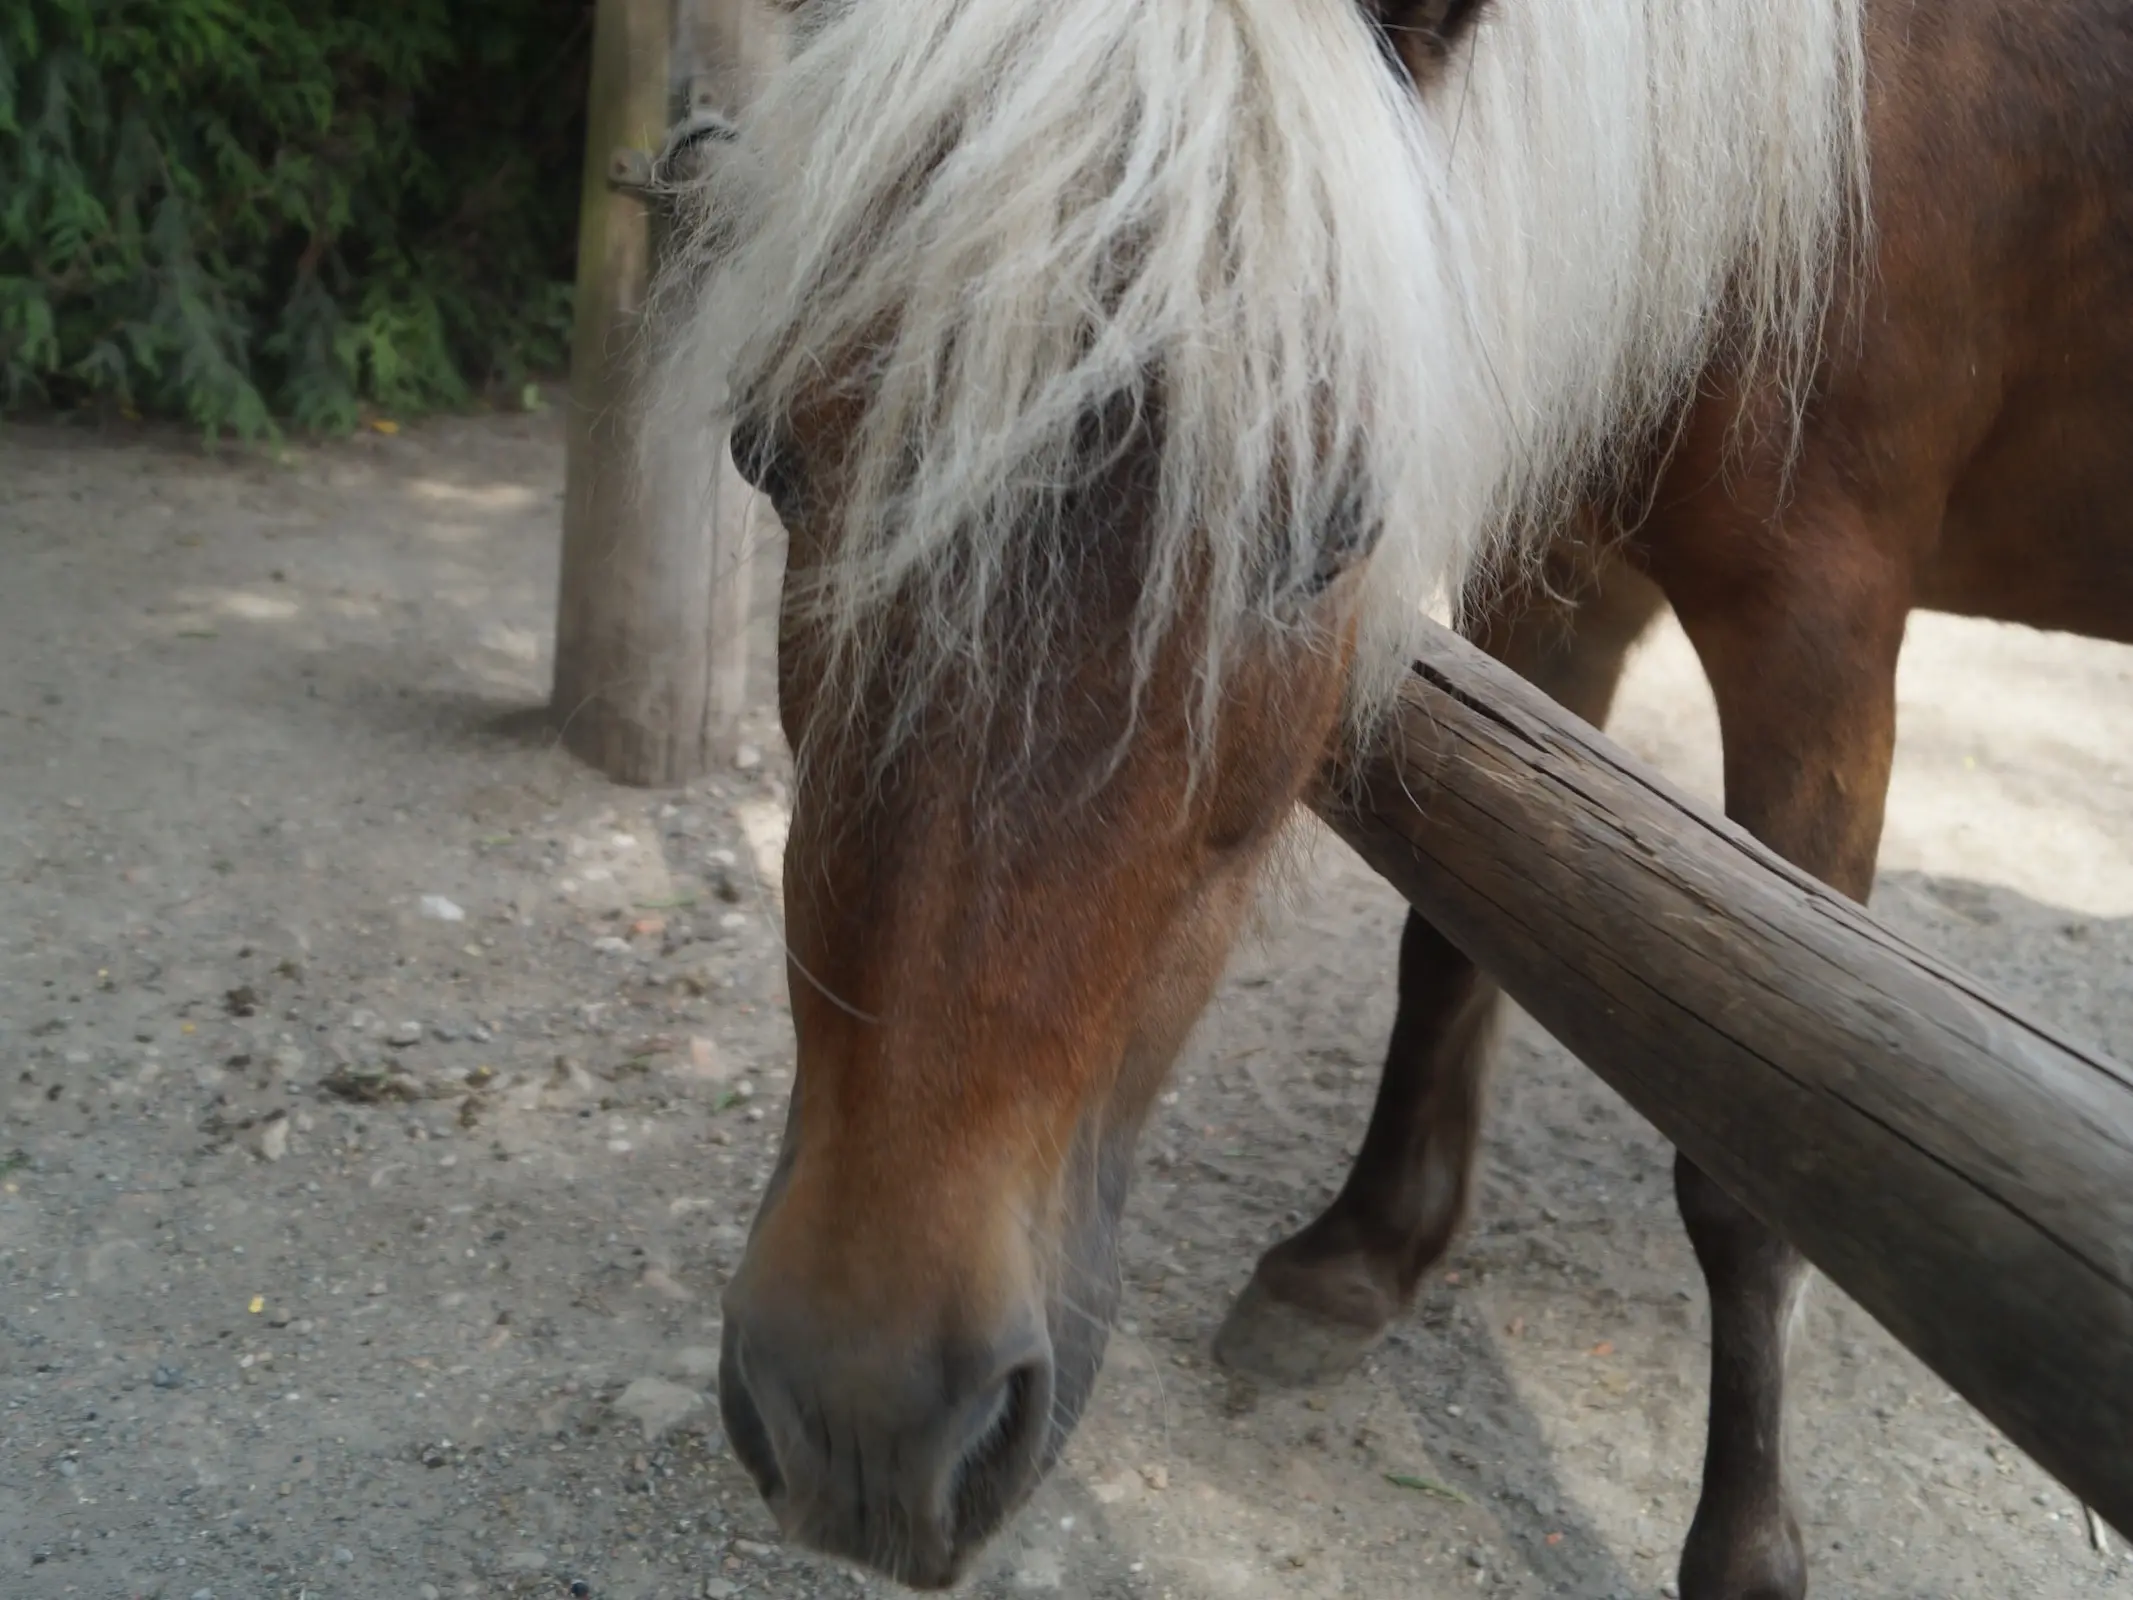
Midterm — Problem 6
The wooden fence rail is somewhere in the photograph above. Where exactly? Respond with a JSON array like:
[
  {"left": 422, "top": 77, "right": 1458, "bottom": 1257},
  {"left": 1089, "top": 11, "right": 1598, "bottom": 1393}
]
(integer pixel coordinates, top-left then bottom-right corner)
[{"left": 1314, "top": 619, "right": 2133, "bottom": 1535}]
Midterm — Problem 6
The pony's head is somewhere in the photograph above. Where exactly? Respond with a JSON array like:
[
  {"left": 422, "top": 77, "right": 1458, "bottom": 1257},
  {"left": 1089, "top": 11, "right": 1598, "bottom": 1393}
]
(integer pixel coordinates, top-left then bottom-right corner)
[{"left": 647, "top": 0, "right": 1860, "bottom": 1584}]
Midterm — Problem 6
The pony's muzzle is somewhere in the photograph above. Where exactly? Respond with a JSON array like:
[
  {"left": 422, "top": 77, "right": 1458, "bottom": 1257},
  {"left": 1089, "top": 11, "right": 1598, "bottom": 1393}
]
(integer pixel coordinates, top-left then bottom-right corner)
[{"left": 717, "top": 1301, "right": 1055, "bottom": 1588}]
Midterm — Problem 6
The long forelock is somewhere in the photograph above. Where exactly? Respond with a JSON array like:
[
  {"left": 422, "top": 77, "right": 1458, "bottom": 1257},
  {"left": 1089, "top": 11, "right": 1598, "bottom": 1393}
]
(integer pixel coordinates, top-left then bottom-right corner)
[{"left": 648, "top": 0, "right": 1866, "bottom": 767}]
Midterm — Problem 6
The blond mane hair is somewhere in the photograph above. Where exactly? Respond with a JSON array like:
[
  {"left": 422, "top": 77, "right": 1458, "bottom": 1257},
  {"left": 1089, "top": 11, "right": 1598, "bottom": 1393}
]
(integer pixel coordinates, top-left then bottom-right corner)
[{"left": 648, "top": 0, "right": 1866, "bottom": 757}]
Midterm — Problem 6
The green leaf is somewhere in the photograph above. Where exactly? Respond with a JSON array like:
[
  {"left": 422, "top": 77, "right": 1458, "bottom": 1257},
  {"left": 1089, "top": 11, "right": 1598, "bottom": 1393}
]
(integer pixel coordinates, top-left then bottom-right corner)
[{"left": 2, "top": 0, "right": 584, "bottom": 430}]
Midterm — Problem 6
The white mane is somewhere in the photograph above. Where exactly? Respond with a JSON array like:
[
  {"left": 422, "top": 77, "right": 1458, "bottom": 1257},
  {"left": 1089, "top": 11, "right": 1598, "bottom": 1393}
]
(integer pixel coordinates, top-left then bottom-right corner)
[{"left": 648, "top": 0, "right": 1866, "bottom": 757}]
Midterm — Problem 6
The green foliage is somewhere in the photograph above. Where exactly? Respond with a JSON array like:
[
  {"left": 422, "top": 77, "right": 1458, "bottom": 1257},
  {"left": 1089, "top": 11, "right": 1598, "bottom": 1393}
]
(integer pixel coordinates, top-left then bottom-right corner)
[{"left": 0, "top": 0, "right": 588, "bottom": 436}]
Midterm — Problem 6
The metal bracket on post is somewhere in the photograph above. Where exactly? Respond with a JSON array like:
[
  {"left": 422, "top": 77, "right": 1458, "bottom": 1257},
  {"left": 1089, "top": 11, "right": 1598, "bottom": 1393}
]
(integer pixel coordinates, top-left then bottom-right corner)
[
  {"left": 606, "top": 105, "right": 738, "bottom": 206},
  {"left": 606, "top": 146, "right": 657, "bottom": 200}
]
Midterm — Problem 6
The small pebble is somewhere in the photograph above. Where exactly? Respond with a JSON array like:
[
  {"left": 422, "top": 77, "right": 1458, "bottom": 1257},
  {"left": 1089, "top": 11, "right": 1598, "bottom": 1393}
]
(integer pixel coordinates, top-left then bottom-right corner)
[
  {"left": 333, "top": 1545, "right": 354, "bottom": 1563},
  {"left": 614, "top": 1376, "right": 704, "bottom": 1442},
  {"left": 419, "top": 895, "right": 466, "bottom": 922},
  {"left": 734, "top": 744, "right": 763, "bottom": 771},
  {"left": 668, "top": 1346, "right": 722, "bottom": 1382},
  {"left": 256, "top": 1117, "right": 290, "bottom": 1163},
  {"left": 387, "top": 1021, "right": 423, "bottom": 1048}
]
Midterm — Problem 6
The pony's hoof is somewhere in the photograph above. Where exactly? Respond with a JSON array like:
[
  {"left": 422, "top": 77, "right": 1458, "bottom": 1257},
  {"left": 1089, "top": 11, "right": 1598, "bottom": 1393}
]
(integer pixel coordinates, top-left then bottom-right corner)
[
  {"left": 1678, "top": 1506, "right": 1806, "bottom": 1600},
  {"left": 1211, "top": 1275, "right": 1385, "bottom": 1387}
]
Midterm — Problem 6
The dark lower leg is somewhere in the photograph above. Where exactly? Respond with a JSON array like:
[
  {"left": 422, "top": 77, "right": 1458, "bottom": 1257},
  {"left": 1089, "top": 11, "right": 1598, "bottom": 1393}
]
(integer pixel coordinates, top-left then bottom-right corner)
[
  {"left": 1213, "top": 913, "right": 1496, "bottom": 1383},
  {"left": 1214, "top": 550, "right": 1666, "bottom": 1386},
  {"left": 1675, "top": 1156, "right": 1809, "bottom": 1600}
]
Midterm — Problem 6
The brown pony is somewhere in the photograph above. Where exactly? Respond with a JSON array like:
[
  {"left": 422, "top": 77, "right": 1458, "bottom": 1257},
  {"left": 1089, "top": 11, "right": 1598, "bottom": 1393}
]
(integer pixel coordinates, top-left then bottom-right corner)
[
  {"left": 1218, "top": 7, "right": 2133, "bottom": 1594},
  {"left": 647, "top": 0, "right": 2131, "bottom": 1593}
]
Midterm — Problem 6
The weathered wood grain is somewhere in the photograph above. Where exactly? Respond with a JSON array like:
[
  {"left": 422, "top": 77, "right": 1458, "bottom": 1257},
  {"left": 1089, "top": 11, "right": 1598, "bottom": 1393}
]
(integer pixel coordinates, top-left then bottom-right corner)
[
  {"left": 1312, "top": 617, "right": 2133, "bottom": 1533},
  {"left": 553, "top": 0, "right": 775, "bottom": 785}
]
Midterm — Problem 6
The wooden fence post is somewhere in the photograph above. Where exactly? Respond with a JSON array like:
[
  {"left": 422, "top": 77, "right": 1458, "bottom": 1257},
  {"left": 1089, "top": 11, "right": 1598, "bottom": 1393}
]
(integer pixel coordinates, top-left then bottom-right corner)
[
  {"left": 551, "top": 0, "right": 774, "bottom": 786},
  {"left": 672, "top": 0, "right": 783, "bottom": 749}
]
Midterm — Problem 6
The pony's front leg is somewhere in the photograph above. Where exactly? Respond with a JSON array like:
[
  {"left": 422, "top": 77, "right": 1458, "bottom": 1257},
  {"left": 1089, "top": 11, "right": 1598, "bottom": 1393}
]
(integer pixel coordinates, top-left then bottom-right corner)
[
  {"left": 1214, "top": 910, "right": 1498, "bottom": 1383},
  {"left": 1215, "top": 546, "right": 1664, "bottom": 1385}
]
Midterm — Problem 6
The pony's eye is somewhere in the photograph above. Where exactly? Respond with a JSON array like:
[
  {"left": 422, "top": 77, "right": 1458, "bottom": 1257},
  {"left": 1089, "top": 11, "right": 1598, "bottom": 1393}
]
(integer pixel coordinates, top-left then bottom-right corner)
[
  {"left": 1372, "top": 0, "right": 1491, "bottom": 59},
  {"left": 730, "top": 413, "right": 804, "bottom": 513}
]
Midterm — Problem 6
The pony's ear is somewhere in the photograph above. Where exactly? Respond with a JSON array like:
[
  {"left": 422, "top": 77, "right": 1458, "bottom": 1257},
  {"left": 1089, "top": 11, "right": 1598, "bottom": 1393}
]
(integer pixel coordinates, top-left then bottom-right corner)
[{"left": 1362, "top": 0, "right": 1491, "bottom": 74}]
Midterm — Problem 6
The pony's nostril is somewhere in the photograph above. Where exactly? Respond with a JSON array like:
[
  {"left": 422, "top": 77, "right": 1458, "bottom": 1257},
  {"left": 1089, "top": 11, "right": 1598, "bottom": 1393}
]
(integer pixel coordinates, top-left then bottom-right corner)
[
  {"left": 718, "top": 1305, "right": 1053, "bottom": 1585},
  {"left": 948, "top": 1358, "right": 1051, "bottom": 1542}
]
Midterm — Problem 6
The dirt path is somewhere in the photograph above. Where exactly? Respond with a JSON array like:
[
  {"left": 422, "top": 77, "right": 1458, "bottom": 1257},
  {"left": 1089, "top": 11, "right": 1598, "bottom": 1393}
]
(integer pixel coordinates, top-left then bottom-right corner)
[{"left": 2, "top": 415, "right": 2127, "bottom": 1600}]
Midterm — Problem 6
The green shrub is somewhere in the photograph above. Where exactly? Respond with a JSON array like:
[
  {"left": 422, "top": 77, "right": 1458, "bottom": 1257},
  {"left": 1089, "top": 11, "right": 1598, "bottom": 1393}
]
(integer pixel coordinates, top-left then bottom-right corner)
[{"left": 0, "top": 0, "right": 589, "bottom": 436}]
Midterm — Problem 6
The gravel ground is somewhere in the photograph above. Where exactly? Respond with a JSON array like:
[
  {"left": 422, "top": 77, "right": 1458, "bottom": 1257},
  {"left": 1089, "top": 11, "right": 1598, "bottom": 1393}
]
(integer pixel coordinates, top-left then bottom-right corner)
[{"left": 2, "top": 412, "right": 2127, "bottom": 1600}]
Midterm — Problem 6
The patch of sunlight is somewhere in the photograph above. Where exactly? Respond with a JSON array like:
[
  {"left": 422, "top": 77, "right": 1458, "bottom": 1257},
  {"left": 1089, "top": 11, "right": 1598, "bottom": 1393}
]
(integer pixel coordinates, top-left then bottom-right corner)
[
  {"left": 999, "top": 1306, "right": 1529, "bottom": 1600},
  {"left": 734, "top": 796, "right": 790, "bottom": 911},
  {"left": 433, "top": 584, "right": 516, "bottom": 613},
  {"left": 1032, "top": 1460, "right": 1323, "bottom": 1600},
  {"left": 1604, "top": 611, "right": 2133, "bottom": 917},
  {"left": 405, "top": 478, "right": 543, "bottom": 512},
  {"left": 1880, "top": 755, "right": 2133, "bottom": 918},
  {"left": 1885, "top": 614, "right": 2133, "bottom": 916},
  {"left": 1609, "top": 617, "right": 1723, "bottom": 807},
  {"left": 476, "top": 624, "right": 542, "bottom": 664},
  {"left": 154, "top": 585, "right": 306, "bottom": 628},
  {"left": 217, "top": 590, "right": 302, "bottom": 621},
  {"left": 460, "top": 658, "right": 546, "bottom": 698},
  {"left": 1481, "top": 1303, "right": 1676, "bottom": 1578}
]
